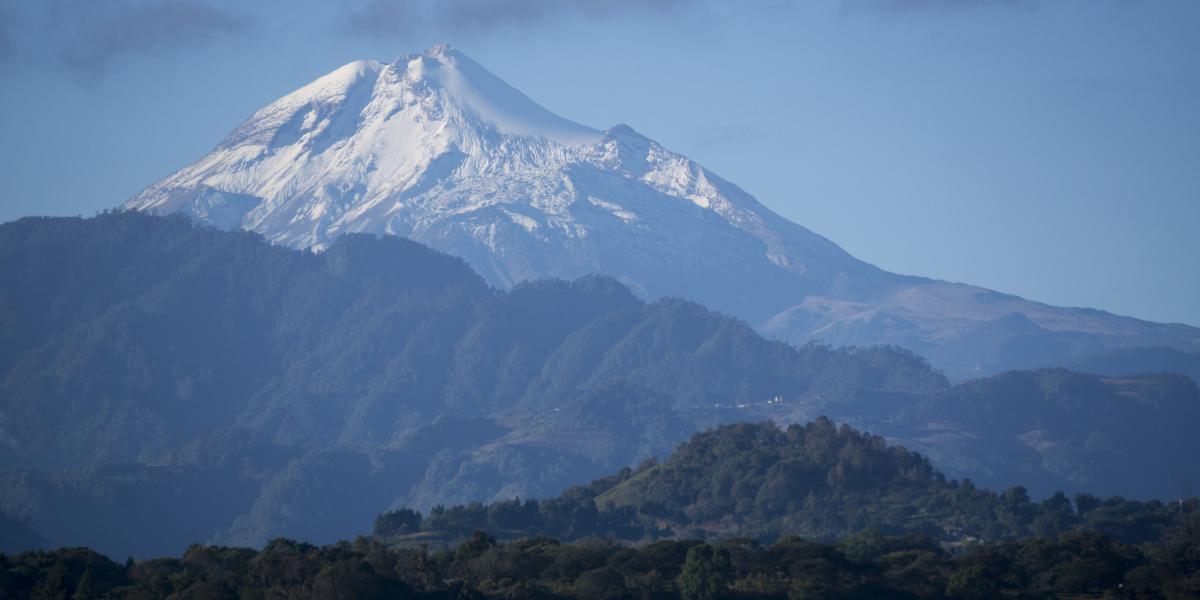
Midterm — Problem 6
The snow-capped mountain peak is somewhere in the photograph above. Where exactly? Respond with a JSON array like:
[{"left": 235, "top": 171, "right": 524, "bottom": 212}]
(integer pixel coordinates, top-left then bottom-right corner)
[
  {"left": 124, "top": 45, "right": 1199, "bottom": 378},
  {"left": 218, "top": 46, "right": 598, "bottom": 153},
  {"left": 126, "top": 44, "right": 842, "bottom": 262},
  {"left": 408, "top": 44, "right": 602, "bottom": 145}
]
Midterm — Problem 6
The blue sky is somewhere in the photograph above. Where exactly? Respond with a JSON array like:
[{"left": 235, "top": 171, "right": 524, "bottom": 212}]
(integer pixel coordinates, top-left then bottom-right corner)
[{"left": 1, "top": 0, "right": 1197, "bottom": 326}]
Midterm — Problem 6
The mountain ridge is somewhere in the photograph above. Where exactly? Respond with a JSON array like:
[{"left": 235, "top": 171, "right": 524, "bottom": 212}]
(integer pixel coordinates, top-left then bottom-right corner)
[
  {"left": 376, "top": 419, "right": 1196, "bottom": 548},
  {"left": 1, "top": 213, "right": 1196, "bottom": 558},
  {"left": 122, "top": 45, "right": 1198, "bottom": 378}
]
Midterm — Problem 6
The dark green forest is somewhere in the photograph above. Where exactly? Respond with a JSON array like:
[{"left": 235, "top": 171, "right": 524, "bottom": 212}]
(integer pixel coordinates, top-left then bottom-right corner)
[
  {"left": 374, "top": 421, "right": 1195, "bottom": 548},
  {"left": 4, "top": 420, "right": 1199, "bottom": 598},
  {"left": 4, "top": 521, "right": 1199, "bottom": 599}
]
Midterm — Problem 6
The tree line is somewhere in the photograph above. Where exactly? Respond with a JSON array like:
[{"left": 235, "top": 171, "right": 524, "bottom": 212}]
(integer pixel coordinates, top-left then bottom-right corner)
[{"left": 4, "top": 522, "right": 1198, "bottom": 599}]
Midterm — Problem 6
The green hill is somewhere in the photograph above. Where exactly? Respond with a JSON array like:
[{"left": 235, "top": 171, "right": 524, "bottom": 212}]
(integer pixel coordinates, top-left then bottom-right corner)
[{"left": 380, "top": 420, "right": 1194, "bottom": 548}]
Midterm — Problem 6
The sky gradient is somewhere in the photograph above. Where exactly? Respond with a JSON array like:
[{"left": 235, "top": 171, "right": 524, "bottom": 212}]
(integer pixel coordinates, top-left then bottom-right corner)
[{"left": 1, "top": 0, "right": 1197, "bottom": 326}]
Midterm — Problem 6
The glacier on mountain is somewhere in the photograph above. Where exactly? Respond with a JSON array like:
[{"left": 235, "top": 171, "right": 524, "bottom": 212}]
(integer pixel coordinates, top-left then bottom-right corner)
[{"left": 126, "top": 45, "right": 1199, "bottom": 378}]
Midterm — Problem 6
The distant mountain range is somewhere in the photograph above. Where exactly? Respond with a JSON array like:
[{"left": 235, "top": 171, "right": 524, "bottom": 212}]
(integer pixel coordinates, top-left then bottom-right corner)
[
  {"left": 123, "top": 44, "right": 1199, "bottom": 378},
  {"left": 0, "top": 214, "right": 1196, "bottom": 558}
]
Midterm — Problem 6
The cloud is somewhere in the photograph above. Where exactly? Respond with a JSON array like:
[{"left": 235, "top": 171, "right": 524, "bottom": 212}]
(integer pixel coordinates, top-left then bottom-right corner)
[
  {"left": 2, "top": 0, "right": 253, "bottom": 81},
  {"left": 842, "top": 0, "right": 1038, "bottom": 14},
  {"left": 345, "top": 0, "right": 701, "bottom": 38},
  {"left": 694, "top": 124, "right": 760, "bottom": 149}
]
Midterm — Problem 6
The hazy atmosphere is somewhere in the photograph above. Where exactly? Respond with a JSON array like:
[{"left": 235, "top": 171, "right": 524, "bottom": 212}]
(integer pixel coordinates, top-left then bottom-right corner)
[
  {"left": 2, "top": 0, "right": 1197, "bottom": 325},
  {"left": 2, "top": 2, "right": 1199, "bottom": 596}
]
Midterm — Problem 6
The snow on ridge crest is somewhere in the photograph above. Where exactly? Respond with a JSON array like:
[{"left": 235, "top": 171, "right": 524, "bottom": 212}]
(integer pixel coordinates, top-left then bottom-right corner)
[
  {"left": 121, "top": 44, "right": 1200, "bottom": 379},
  {"left": 126, "top": 44, "right": 847, "bottom": 286},
  {"left": 406, "top": 44, "right": 602, "bottom": 146}
]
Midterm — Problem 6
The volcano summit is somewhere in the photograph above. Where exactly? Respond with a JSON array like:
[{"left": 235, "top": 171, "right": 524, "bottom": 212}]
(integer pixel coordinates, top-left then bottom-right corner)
[{"left": 126, "top": 45, "right": 1198, "bottom": 377}]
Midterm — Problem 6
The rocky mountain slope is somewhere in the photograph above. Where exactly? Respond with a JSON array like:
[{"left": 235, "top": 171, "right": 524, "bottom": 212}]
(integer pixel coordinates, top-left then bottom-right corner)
[{"left": 124, "top": 45, "right": 1199, "bottom": 379}]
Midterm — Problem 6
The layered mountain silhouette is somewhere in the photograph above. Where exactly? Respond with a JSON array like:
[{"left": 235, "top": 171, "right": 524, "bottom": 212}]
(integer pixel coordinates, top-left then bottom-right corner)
[
  {"left": 1, "top": 213, "right": 1196, "bottom": 558},
  {"left": 124, "top": 45, "right": 1199, "bottom": 378}
]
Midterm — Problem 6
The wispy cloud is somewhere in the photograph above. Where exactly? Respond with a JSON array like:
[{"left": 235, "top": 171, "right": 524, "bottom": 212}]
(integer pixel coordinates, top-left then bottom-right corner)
[
  {"left": 345, "top": 0, "right": 701, "bottom": 38},
  {"left": 694, "top": 124, "right": 761, "bottom": 149},
  {"left": 2, "top": 0, "right": 253, "bottom": 82},
  {"left": 842, "top": 0, "right": 1039, "bottom": 14}
]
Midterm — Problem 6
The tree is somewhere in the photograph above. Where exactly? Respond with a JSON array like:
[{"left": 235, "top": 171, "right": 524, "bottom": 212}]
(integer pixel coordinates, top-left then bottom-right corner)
[
  {"left": 456, "top": 531, "right": 497, "bottom": 561},
  {"left": 72, "top": 570, "right": 95, "bottom": 600},
  {"left": 1165, "top": 516, "right": 1200, "bottom": 595},
  {"left": 31, "top": 564, "right": 68, "bottom": 600},
  {"left": 574, "top": 567, "right": 630, "bottom": 600},
  {"left": 1074, "top": 493, "right": 1101, "bottom": 515},
  {"left": 677, "top": 545, "right": 730, "bottom": 600},
  {"left": 373, "top": 508, "right": 422, "bottom": 536},
  {"left": 1031, "top": 491, "right": 1076, "bottom": 537},
  {"left": 946, "top": 563, "right": 999, "bottom": 600},
  {"left": 311, "top": 560, "right": 403, "bottom": 600}
]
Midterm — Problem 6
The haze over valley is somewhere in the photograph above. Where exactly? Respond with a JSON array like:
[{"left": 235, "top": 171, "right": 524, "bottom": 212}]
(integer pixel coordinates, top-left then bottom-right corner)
[{"left": 1, "top": 2, "right": 1197, "bottom": 597}]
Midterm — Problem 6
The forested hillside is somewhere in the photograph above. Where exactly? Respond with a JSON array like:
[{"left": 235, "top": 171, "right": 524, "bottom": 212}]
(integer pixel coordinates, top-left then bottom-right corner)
[
  {"left": 0, "top": 213, "right": 1196, "bottom": 559},
  {"left": 0, "top": 213, "right": 940, "bottom": 557},
  {"left": 5, "top": 420, "right": 1197, "bottom": 598},
  {"left": 375, "top": 421, "right": 1195, "bottom": 548},
  {"left": 0, "top": 213, "right": 945, "bottom": 472},
  {"left": 821, "top": 369, "right": 1200, "bottom": 500},
  {"left": 1065, "top": 346, "right": 1200, "bottom": 385},
  {"left": 5, "top": 522, "right": 1199, "bottom": 598}
]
